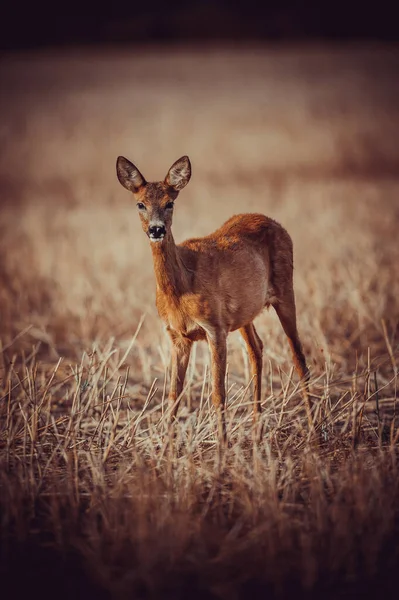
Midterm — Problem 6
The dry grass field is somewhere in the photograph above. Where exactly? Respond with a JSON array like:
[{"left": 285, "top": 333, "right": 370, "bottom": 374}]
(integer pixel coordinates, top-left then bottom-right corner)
[{"left": 1, "top": 44, "right": 399, "bottom": 598}]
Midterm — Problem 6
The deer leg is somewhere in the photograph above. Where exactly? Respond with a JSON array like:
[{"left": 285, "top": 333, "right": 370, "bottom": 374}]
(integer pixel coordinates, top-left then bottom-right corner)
[
  {"left": 274, "top": 294, "right": 312, "bottom": 428},
  {"left": 168, "top": 331, "right": 193, "bottom": 421},
  {"left": 206, "top": 328, "right": 227, "bottom": 443},
  {"left": 240, "top": 323, "right": 263, "bottom": 421}
]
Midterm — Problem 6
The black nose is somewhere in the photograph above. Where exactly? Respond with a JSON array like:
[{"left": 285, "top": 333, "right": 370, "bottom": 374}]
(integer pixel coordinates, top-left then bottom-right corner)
[{"left": 148, "top": 225, "right": 166, "bottom": 239}]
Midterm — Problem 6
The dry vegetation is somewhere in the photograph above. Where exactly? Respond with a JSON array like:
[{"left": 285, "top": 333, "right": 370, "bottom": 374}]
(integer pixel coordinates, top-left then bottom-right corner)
[{"left": 1, "top": 45, "right": 399, "bottom": 598}]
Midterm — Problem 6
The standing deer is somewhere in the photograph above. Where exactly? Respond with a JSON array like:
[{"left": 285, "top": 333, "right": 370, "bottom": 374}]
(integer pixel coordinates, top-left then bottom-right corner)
[{"left": 116, "top": 155, "right": 310, "bottom": 440}]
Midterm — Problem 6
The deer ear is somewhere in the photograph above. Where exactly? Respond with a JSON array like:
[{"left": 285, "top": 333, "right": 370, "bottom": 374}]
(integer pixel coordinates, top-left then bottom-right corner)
[
  {"left": 165, "top": 156, "right": 191, "bottom": 191},
  {"left": 116, "top": 156, "right": 146, "bottom": 193}
]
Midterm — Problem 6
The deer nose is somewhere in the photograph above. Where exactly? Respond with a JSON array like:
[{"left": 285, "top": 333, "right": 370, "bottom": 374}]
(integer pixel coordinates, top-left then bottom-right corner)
[{"left": 148, "top": 225, "right": 166, "bottom": 240}]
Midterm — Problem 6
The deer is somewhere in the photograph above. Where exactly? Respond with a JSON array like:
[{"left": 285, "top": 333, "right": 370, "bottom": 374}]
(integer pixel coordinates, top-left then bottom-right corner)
[{"left": 116, "top": 155, "right": 311, "bottom": 441}]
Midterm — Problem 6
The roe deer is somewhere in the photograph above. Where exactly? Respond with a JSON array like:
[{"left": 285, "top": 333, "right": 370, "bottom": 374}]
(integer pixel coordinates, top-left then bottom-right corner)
[{"left": 116, "top": 155, "right": 310, "bottom": 440}]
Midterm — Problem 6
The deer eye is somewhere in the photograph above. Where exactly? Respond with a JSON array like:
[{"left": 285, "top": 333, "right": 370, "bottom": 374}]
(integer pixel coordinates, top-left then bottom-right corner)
[
  {"left": 137, "top": 202, "right": 146, "bottom": 210},
  {"left": 165, "top": 202, "right": 174, "bottom": 210}
]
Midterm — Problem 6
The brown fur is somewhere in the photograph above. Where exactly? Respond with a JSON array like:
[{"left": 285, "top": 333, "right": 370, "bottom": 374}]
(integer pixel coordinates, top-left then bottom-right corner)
[{"left": 116, "top": 156, "right": 310, "bottom": 439}]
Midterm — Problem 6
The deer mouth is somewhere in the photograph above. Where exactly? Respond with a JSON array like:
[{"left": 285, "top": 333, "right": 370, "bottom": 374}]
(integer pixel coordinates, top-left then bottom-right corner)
[{"left": 148, "top": 225, "right": 166, "bottom": 242}]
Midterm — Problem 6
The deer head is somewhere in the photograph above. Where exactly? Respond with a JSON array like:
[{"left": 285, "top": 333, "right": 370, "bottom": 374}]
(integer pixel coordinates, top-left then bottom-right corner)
[{"left": 116, "top": 156, "right": 191, "bottom": 242}]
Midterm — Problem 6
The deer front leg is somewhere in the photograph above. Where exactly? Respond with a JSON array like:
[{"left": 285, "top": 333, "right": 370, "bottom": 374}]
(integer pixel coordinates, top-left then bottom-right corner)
[
  {"left": 168, "top": 329, "right": 193, "bottom": 421},
  {"left": 206, "top": 328, "right": 227, "bottom": 442}
]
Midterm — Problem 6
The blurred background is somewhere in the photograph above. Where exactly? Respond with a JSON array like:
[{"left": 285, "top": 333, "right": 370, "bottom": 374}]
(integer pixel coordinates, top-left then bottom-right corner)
[
  {"left": 0, "top": 0, "right": 398, "bottom": 380},
  {"left": 1, "top": 0, "right": 398, "bottom": 50}
]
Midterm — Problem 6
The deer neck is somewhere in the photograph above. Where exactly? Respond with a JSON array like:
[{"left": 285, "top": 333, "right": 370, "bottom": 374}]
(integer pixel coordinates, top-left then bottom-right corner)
[{"left": 150, "top": 232, "right": 188, "bottom": 301}]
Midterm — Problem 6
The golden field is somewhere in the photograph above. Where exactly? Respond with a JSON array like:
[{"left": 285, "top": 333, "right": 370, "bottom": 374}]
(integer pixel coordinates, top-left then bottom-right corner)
[{"left": 0, "top": 45, "right": 399, "bottom": 598}]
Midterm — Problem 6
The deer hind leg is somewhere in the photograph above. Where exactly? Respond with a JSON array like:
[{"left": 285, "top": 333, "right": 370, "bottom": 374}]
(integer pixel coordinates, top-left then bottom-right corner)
[
  {"left": 274, "top": 293, "right": 312, "bottom": 428},
  {"left": 206, "top": 328, "right": 227, "bottom": 443},
  {"left": 168, "top": 331, "right": 193, "bottom": 421},
  {"left": 240, "top": 323, "right": 263, "bottom": 419}
]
